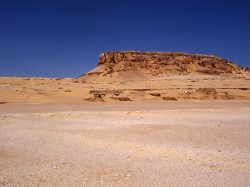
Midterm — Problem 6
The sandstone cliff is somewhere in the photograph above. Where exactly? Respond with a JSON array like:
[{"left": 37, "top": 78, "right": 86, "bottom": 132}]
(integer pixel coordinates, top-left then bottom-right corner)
[{"left": 96, "top": 51, "right": 245, "bottom": 76}]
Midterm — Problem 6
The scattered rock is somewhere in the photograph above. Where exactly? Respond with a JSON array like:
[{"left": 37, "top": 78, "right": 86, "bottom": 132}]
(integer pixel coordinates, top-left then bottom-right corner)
[
  {"left": 149, "top": 93, "right": 161, "bottom": 97},
  {"left": 110, "top": 97, "right": 133, "bottom": 101},
  {"left": 162, "top": 97, "right": 177, "bottom": 101}
]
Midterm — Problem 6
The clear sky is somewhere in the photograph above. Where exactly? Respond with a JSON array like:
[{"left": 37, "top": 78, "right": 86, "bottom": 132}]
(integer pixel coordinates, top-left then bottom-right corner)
[{"left": 1, "top": 0, "right": 250, "bottom": 77}]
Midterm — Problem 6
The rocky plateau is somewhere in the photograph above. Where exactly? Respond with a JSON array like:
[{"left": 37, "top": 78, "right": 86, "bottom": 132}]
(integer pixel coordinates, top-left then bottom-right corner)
[
  {"left": 0, "top": 51, "right": 249, "bottom": 103},
  {"left": 80, "top": 51, "right": 248, "bottom": 79},
  {"left": 76, "top": 51, "right": 250, "bottom": 102}
]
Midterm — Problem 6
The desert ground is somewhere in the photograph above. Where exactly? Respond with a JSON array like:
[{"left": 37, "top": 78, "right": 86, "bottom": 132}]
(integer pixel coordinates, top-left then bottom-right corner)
[
  {"left": 1, "top": 51, "right": 250, "bottom": 186},
  {"left": 0, "top": 101, "right": 250, "bottom": 186},
  {"left": 0, "top": 75, "right": 249, "bottom": 103}
]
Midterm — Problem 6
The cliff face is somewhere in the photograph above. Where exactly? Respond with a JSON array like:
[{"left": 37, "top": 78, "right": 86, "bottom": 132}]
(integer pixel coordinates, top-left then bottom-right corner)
[
  {"left": 97, "top": 51, "right": 244, "bottom": 76},
  {"left": 76, "top": 51, "right": 250, "bottom": 102}
]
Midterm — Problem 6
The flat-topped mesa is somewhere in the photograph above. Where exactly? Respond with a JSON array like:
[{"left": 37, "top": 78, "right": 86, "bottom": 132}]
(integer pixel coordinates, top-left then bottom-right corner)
[{"left": 97, "top": 51, "right": 244, "bottom": 76}]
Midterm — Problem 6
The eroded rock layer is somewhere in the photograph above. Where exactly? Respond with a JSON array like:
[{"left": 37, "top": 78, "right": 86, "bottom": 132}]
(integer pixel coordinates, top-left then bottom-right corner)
[{"left": 97, "top": 51, "right": 245, "bottom": 76}]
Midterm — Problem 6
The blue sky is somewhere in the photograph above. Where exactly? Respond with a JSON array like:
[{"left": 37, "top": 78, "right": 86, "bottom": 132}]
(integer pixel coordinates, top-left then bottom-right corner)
[{"left": 0, "top": 0, "right": 250, "bottom": 77}]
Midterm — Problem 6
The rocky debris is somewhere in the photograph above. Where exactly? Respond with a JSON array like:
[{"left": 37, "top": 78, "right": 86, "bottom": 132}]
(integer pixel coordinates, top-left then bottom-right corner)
[
  {"left": 110, "top": 97, "right": 133, "bottom": 101},
  {"left": 196, "top": 88, "right": 217, "bottom": 94},
  {"left": 96, "top": 51, "right": 244, "bottom": 76},
  {"left": 84, "top": 95, "right": 104, "bottom": 102},
  {"left": 89, "top": 89, "right": 123, "bottom": 96},
  {"left": 162, "top": 97, "right": 177, "bottom": 101},
  {"left": 84, "top": 87, "right": 248, "bottom": 102},
  {"left": 149, "top": 93, "right": 161, "bottom": 97},
  {"left": 86, "top": 89, "right": 125, "bottom": 102}
]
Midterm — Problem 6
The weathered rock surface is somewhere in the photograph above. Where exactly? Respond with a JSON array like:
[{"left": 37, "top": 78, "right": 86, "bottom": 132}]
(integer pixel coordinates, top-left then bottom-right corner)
[
  {"left": 96, "top": 51, "right": 245, "bottom": 76},
  {"left": 75, "top": 51, "right": 250, "bottom": 102}
]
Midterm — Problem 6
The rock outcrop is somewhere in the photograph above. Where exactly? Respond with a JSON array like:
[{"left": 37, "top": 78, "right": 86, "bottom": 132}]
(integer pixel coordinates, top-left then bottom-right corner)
[
  {"left": 74, "top": 51, "right": 250, "bottom": 102},
  {"left": 96, "top": 51, "right": 244, "bottom": 76}
]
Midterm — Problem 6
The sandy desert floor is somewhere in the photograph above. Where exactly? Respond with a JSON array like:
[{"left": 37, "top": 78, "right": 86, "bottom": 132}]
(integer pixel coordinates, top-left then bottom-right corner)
[
  {"left": 0, "top": 75, "right": 250, "bottom": 103},
  {"left": 0, "top": 101, "right": 250, "bottom": 186}
]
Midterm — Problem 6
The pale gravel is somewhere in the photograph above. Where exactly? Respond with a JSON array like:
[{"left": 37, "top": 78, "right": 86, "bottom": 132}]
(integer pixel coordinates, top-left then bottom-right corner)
[{"left": 0, "top": 101, "right": 250, "bottom": 186}]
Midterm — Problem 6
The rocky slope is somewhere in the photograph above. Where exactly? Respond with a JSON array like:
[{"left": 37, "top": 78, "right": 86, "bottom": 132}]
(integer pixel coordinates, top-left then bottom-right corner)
[
  {"left": 73, "top": 51, "right": 250, "bottom": 102},
  {"left": 79, "top": 51, "right": 247, "bottom": 80},
  {"left": 0, "top": 51, "right": 249, "bottom": 103}
]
